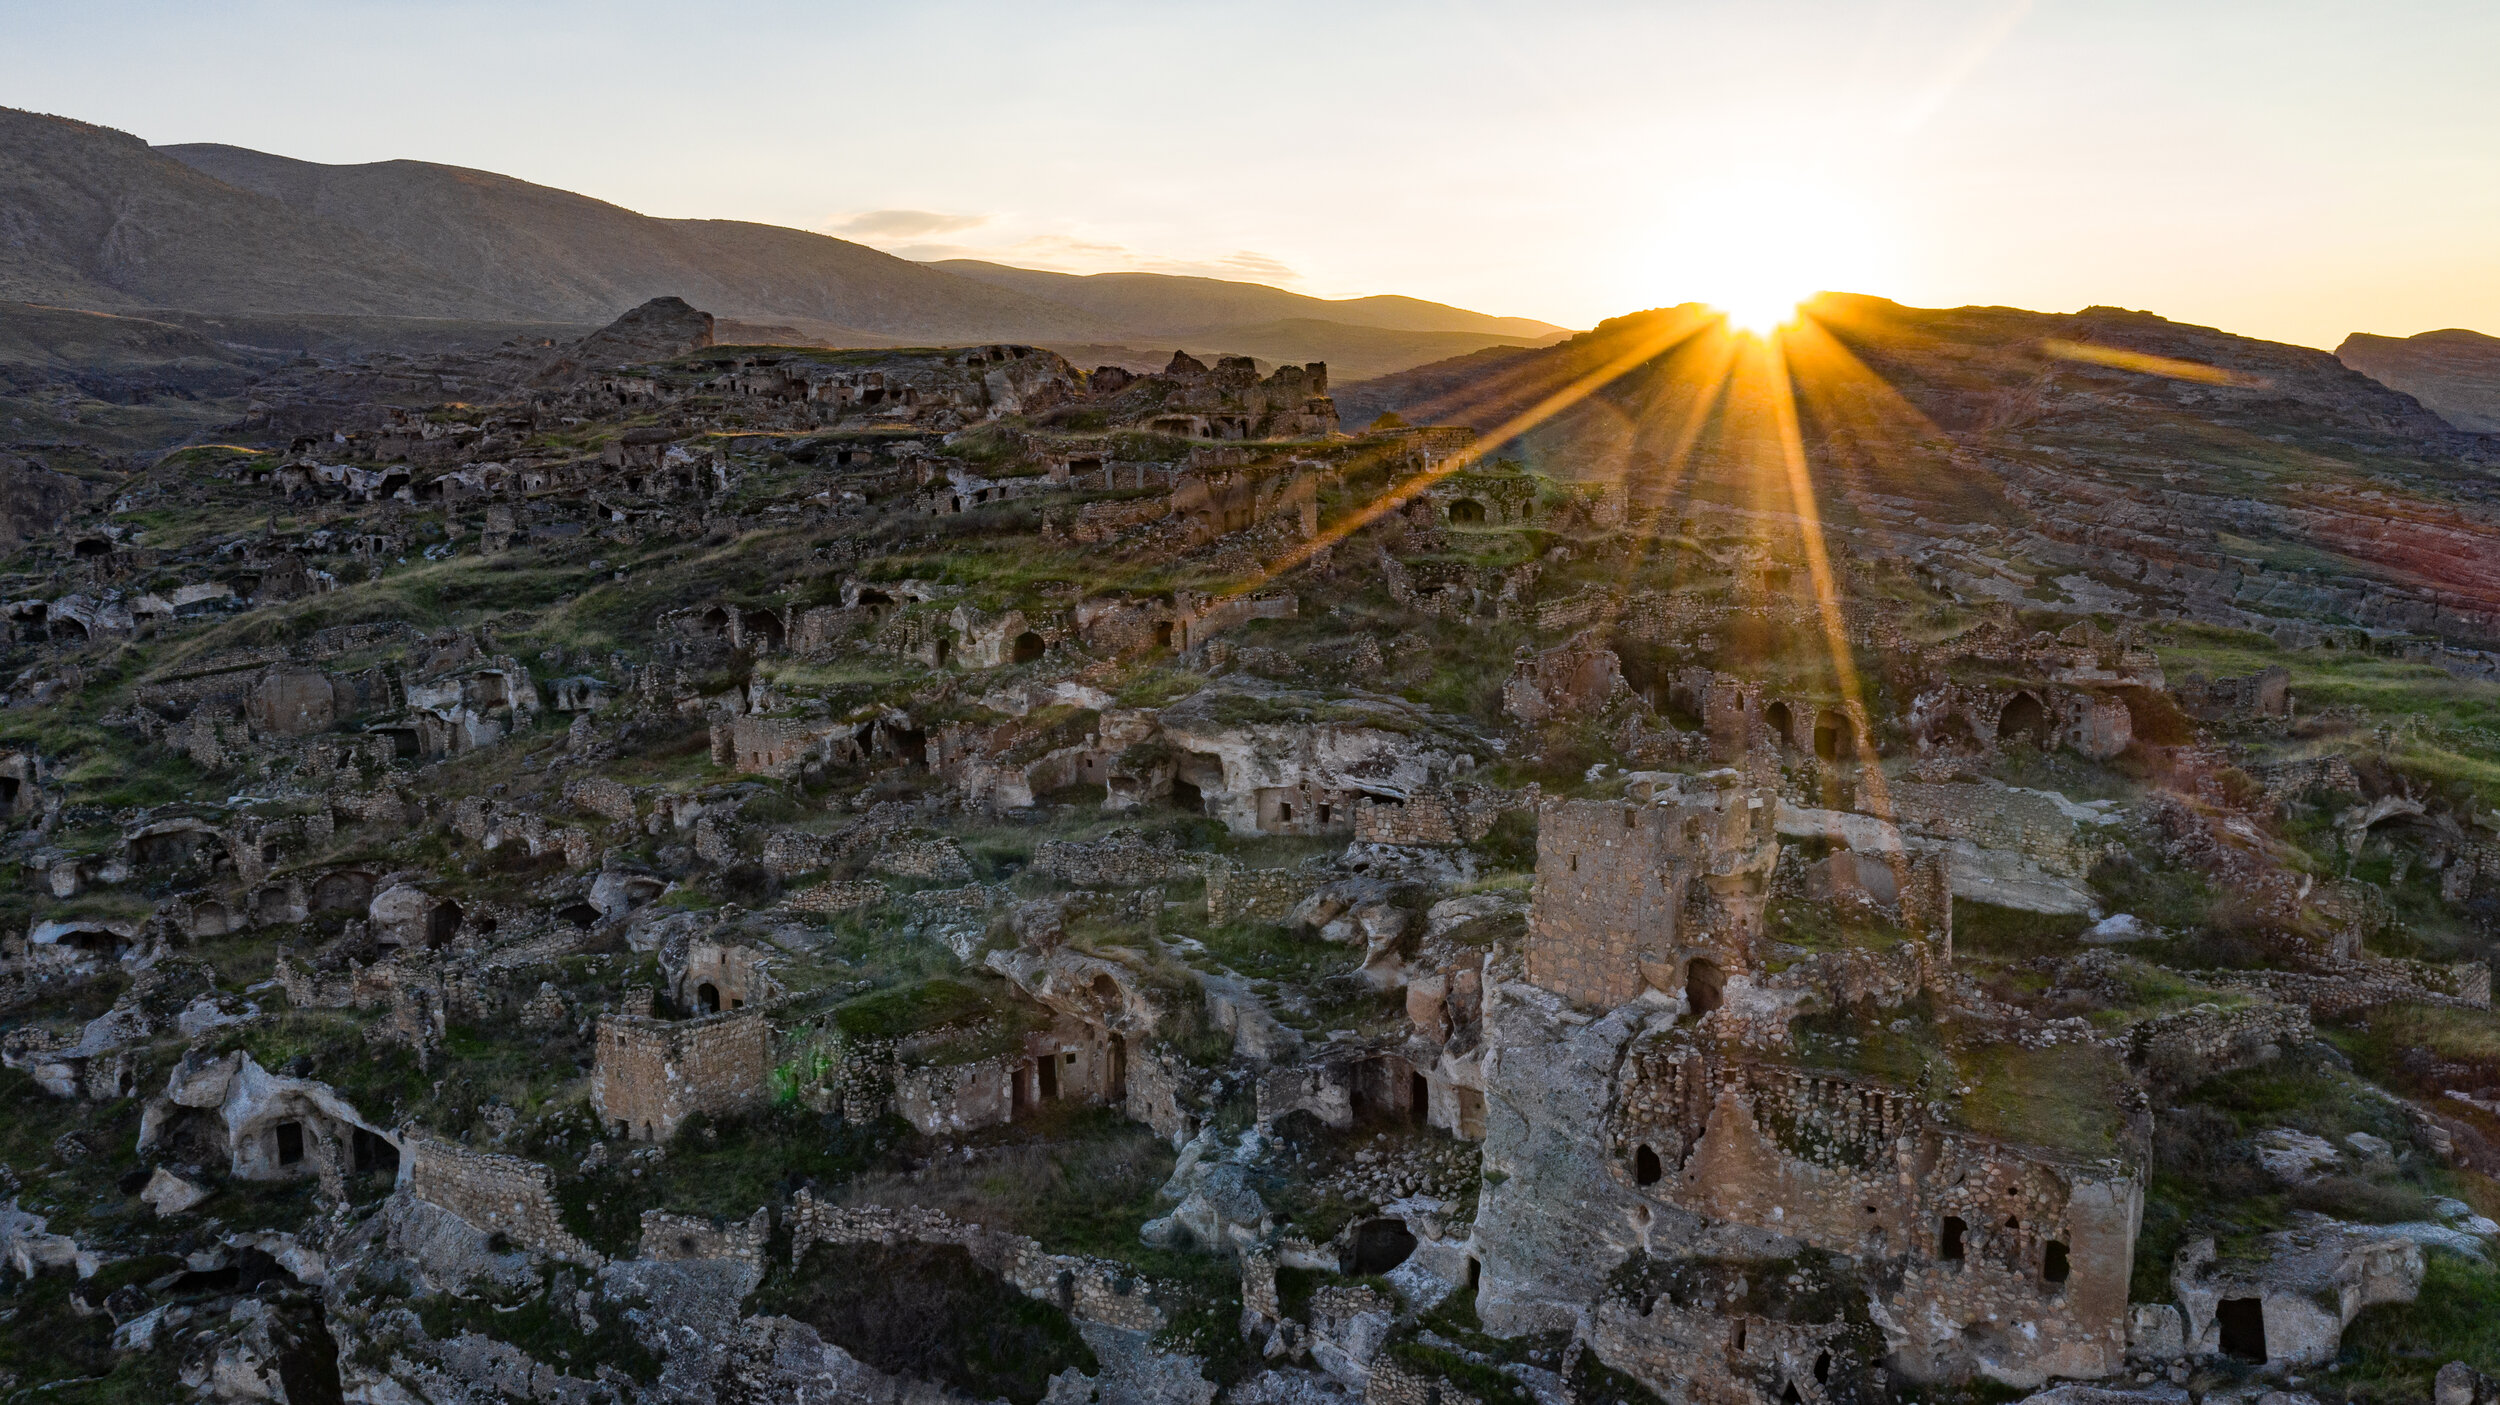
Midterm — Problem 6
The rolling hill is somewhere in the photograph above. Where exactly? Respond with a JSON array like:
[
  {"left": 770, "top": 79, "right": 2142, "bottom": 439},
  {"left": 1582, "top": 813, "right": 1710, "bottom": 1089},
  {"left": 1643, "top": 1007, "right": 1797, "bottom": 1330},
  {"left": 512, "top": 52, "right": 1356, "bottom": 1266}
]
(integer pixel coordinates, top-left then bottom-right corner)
[
  {"left": 0, "top": 104, "right": 1570, "bottom": 377},
  {"left": 2338, "top": 327, "right": 2500, "bottom": 433}
]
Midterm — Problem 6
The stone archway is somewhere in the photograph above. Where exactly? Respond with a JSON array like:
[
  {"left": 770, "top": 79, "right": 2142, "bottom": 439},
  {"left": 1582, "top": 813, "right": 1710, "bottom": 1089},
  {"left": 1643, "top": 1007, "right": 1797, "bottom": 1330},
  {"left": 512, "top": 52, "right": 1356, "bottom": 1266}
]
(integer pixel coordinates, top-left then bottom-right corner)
[{"left": 1998, "top": 692, "right": 2052, "bottom": 748}]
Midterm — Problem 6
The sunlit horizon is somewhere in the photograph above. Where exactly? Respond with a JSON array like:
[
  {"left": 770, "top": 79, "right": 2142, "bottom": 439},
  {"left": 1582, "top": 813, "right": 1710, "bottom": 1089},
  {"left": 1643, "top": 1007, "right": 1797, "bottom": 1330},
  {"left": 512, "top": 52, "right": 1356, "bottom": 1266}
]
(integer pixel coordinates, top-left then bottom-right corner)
[{"left": 5, "top": 1, "right": 2498, "bottom": 349}]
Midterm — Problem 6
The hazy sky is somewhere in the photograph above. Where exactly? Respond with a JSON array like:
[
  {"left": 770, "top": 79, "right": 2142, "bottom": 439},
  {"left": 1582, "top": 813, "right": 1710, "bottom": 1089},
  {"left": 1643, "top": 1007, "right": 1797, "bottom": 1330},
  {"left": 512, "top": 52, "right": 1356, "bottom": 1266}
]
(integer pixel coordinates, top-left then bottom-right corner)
[{"left": 5, "top": 0, "right": 2495, "bottom": 347}]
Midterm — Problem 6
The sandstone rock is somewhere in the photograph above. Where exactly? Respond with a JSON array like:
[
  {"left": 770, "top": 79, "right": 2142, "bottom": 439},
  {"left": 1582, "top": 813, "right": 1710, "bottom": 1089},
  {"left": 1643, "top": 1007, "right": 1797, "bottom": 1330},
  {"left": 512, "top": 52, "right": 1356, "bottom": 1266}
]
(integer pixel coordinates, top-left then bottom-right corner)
[
  {"left": 2173, "top": 1223, "right": 2423, "bottom": 1368},
  {"left": 2084, "top": 913, "right": 2159, "bottom": 943},
  {"left": 2253, "top": 1128, "right": 2341, "bottom": 1183},
  {"left": 140, "top": 1166, "right": 210, "bottom": 1216}
]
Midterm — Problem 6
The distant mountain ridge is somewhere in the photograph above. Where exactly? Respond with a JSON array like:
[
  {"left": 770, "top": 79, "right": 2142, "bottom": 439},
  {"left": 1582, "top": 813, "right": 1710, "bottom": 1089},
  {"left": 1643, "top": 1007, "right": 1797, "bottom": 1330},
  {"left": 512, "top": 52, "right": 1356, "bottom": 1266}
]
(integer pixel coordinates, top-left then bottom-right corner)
[
  {"left": 927, "top": 261, "right": 1562, "bottom": 339},
  {"left": 2337, "top": 327, "right": 2500, "bottom": 433},
  {"left": 0, "top": 105, "right": 1568, "bottom": 378}
]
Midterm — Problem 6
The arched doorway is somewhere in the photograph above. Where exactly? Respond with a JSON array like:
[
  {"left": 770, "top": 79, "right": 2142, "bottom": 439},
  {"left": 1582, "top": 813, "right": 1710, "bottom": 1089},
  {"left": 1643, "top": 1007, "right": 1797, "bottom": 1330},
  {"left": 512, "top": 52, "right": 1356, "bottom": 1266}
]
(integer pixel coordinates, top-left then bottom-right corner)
[
  {"left": 1814, "top": 711, "right": 1855, "bottom": 762},
  {"left": 1764, "top": 701, "right": 1794, "bottom": 749},
  {"left": 697, "top": 982, "right": 722, "bottom": 1014},
  {"left": 1011, "top": 630, "right": 1045, "bottom": 664},
  {"left": 1446, "top": 498, "right": 1486, "bottom": 524},
  {"left": 1998, "top": 693, "right": 2051, "bottom": 748}
]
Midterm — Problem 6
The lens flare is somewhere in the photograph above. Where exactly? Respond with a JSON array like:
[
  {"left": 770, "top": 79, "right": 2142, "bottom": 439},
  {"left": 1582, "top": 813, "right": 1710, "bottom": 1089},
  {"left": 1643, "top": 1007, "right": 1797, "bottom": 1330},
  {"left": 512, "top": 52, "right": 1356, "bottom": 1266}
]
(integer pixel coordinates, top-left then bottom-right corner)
[
  {"left": 1643, "top": 174, "right": 1891, "bottom": 339},
  {"left": 1715, "top": 288, "right": 1811, "bottom": 337}
]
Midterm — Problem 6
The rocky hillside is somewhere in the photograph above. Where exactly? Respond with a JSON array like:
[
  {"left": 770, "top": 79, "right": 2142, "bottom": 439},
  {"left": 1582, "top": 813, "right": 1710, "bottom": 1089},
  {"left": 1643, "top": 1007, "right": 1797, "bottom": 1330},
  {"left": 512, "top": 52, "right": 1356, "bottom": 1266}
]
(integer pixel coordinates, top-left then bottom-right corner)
[
  {"left": 0, "top": 105, "right": 1567, "bottom": 378},
  {"left": 2, "top": 294, "right": 2499, "bottom": 1405},
  {"left": 2339, "top": 328, "right": 2500, "bottom": 433}
]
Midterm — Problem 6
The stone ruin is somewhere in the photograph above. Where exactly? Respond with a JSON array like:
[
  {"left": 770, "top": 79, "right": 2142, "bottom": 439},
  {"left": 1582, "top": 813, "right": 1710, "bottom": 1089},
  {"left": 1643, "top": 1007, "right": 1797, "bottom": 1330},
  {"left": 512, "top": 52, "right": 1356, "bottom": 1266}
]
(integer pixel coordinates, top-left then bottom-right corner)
[{"left": 591, "top": 1006, "right": 771, "bottom": 1142}]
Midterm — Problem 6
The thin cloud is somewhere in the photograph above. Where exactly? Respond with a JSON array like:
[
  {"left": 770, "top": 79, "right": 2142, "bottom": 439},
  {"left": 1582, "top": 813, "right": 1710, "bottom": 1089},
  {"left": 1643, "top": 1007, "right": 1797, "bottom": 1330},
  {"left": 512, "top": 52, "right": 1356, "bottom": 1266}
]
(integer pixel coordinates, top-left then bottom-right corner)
[
  {"left": 1137, "top": 249, "right": 1300, "bottom": 282},
  {"left": 874, "top": 226, "right": 1305, "bottom": 288},
  {"left": 829, "top": 209, "right": 989, "bottom": 239}
]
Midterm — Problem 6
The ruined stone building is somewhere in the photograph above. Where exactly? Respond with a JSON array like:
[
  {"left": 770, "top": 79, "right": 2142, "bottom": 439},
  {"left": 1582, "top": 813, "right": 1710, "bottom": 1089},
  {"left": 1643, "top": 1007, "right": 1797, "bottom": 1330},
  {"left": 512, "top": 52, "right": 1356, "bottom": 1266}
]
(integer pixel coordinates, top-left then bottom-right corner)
[{"left": 591, "top": 1007, "right": 771, "bottom": 1142}]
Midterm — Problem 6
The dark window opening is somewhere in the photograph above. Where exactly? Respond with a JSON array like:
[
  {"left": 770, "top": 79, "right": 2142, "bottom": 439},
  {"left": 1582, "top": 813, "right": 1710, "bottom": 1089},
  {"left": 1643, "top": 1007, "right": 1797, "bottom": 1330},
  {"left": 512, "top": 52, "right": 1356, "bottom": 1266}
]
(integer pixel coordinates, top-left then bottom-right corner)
[
  {"left": 2217, "top": 1297, "right": 2266, "bottom": 1362},
  {"left": 1940, "top": 1216, "right": 1966, "bottom": 1261},
  {"left": 1765, "top": 701, "right": 1793, "bottom": 748},
  {"left": 1344, "top": 1217, "right": 1418, "bottom": 1275},
  {"left": 1467, "top": 1257, "right": 1481, "bottom": 1290},
  {"left": 1153, "top": 621, "right": 1175, "bottom": 651},
  {"left": 697, "top": 982, "right": 722, "bottom": 1014},
  {"left": 1814, "top": 1353, "right": 1831, "bottom": 1384},
  {"left": 1783, "top": 1386, "right": 1801, "bottom": 1405},
  {"left": 1278, "top": 802, "right": 1293, "bottom": 823},
  {"left": 1317, "top": 803, "right": 1331, "bottom": 823},
  {"left": 275, "top": 1120, "right": 305, "bottom": 1166},
  {"left": 1171, "top": 777, "right": 1203, "bottom": 813},
  {"left": 1685, "top": 959, "right": 1725, "bottom": 1016},
  {"left": 1011, "top": 630, "right": 1045, "bottom": 664},
  {"left": 1038, "top": 1055, "right": 1059, "bottom": 1100},
  {"left": 1447, "top": 498, "right": 1486, "bottom": 524},
  {"left": 1634, "top": 1144, "right": 1662, "bottom": 1186},
  {"left": 1814, "top": 710, "right": 1855, "bottom": 762},
  {"left": 1410, "top": 1072, "right": 1431, "bottom": 1123},
  {"left": 352, "top": 1127, "right": 399, "bottom": 1175},
  {"left": 1999, "top": 693, "right": 2051, "bottom": 748},
  {"left": 2044, "top": 1240, "right": 2071, "bottom": 1283}
]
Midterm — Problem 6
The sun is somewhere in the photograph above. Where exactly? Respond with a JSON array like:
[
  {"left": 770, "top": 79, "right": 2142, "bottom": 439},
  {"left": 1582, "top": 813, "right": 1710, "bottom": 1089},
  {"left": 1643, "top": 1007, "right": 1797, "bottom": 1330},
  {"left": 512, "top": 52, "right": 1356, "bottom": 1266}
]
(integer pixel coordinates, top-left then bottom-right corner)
[
  {"left": 1639, "top": 175, "right": 1891, "bottom": 337},
  {"left": 1713, "top": 280, "right": 1816, "bottom": 337}
]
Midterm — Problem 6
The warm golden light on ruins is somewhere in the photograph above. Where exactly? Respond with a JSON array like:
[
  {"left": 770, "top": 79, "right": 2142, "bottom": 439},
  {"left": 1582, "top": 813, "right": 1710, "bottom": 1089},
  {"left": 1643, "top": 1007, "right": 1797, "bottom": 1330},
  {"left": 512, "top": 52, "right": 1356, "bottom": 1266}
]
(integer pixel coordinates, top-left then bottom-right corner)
[{"left": 6, "top": 7, "right": 2499, "bottom": 1399}]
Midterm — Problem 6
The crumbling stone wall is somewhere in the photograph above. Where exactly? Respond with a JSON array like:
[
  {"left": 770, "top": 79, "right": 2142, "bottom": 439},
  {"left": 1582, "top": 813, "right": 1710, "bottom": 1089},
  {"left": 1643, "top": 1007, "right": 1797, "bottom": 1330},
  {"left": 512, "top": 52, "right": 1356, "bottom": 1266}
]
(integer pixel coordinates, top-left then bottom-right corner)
[
  {"left": 1206, "top": 860, "right": 1315, "bottom": 925},
  {"left": 403, "top": 1135, "right": 601, "bottom": 1265},
  {"left": 784, "top": 1195, "right": 1165, "bottom": 1333},
  {"left": 1032, "top": 831, "right": 1200, "bottom": 886},
  {"left": 638, "top": 1206, "right": 770, "bottom": 1270},
  {"left": 1526, "top": 791, "right": 1781, "bottom": 1009},
  {"left": 1600, "top": 1035, "right": 2141, "bottom": 1384},
  {"left": 2204, "top": 957, "right": 2491, "bottom": 1016},
  {"left": 1588, "top": 1282, "right": 1861, "bottom": 1405},
  {"left": 1353, "top": 783, "right": 1522, "bottom": 846},
  {"left": 2127, "top": 999, "right": 2313, "bottom": 1092},
  {"left": 1366, "top": 1352, "right": 1484, "bottom": 1405},
  {"left": 1503, "top": 635, "right": 1626, "bottom": 725},
  {"left": 563, "top": 776, "right": 637, "bottom": 825},
  {"left": 591, "top": 1008, "right": 769, "bottom": 1142}
]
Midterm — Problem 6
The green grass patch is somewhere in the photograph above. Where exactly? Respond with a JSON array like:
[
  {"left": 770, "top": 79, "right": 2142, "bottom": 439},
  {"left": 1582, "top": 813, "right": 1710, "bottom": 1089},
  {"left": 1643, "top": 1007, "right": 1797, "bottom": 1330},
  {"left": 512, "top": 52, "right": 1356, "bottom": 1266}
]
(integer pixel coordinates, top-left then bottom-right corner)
[{"left": 758, "top": 1241, "right": 1098, "bottom": 1405}]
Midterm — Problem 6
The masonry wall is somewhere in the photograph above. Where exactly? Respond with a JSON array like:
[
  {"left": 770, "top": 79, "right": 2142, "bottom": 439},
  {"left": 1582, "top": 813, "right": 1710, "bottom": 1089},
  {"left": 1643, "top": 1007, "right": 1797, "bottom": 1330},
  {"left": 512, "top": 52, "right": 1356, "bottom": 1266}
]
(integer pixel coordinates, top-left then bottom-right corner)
[
  {"left": 1526, "top": 794, "right": 1778, "bottom": 1009},
  {"left": 1605, "top": 1044, "right": 2140, "bottom": 1385},
  {"left": 1206, "top": 861, "right": 1314, "bottom": 925},
  {"left": 404, "top": 1135, "right": 600, "bottom": 1264},
  {"left": 2128, "top": 999, "right": 2313, "bottom": 1092},
  {"left": 1352, "top": 783, "right": 1517, "bottom": 846},
  {"left": 1032, "top": 832, "right": 1200, "bottom": 886},
  {"left": 591, "top": 1008, "right": 770, "bottom": 1142},
  {"left": 784, "top": 1196, "right": 1163, "bottom": 1333}
]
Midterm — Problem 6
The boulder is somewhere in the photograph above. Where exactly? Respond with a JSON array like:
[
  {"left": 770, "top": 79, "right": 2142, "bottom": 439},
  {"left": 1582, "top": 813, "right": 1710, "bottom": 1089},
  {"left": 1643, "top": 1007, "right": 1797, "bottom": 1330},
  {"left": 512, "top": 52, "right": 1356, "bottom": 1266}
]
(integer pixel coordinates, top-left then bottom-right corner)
[{"left": 140, "top": 1166, "right": 210, "bottom": 1216}]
